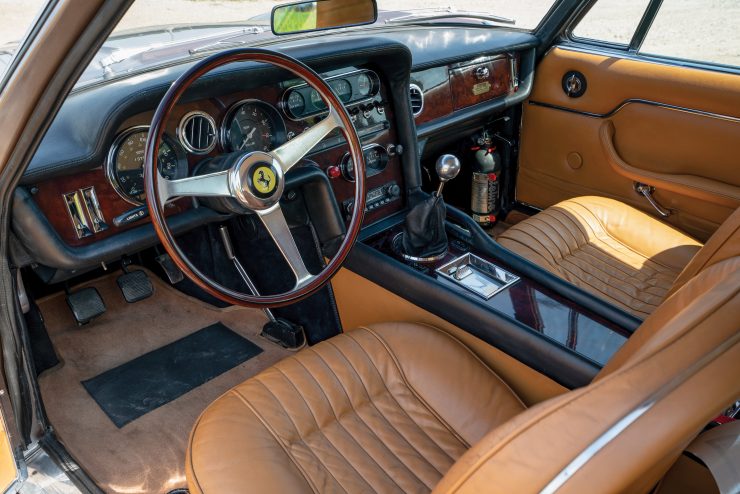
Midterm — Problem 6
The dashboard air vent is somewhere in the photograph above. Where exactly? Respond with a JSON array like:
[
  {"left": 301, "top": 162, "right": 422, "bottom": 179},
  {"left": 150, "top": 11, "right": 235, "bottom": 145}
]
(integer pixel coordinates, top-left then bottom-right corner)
[
  {"left": 409, "top": 84, "right": 424, "bottom": 117},
  {"left": 179, "top": 111, "right": 217, "bottom": 154}
]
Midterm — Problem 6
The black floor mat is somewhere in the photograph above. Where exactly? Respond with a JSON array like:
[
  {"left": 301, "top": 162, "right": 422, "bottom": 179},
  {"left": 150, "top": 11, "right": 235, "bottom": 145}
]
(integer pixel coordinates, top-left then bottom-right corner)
[{"left": 82, "top": 323, "right": 262, "bottom": 428}]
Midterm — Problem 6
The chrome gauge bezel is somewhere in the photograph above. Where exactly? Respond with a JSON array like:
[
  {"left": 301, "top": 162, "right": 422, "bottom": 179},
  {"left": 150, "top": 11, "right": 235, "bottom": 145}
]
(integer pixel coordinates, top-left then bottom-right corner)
[
  {"left": 340, "top": 143, "right": 389, "bottom": 182},
  {"left": 105, "top": 125, "right": 188, "bottom": 206},
  {"left": 280, "top": 69, "right": 381, "bottom": 121},
  {"left": 219, "top": 99, "right": 287, "bottom": 153}
]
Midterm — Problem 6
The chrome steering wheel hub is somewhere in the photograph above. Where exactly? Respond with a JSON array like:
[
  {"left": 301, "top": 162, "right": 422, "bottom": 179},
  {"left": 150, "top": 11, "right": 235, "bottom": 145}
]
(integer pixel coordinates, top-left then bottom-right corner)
[{"left": 228, "top": 151, "right": 285, "bottom": 210}]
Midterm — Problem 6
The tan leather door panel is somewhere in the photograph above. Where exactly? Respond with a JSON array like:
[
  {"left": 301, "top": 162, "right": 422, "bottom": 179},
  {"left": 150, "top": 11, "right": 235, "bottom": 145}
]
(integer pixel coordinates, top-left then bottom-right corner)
[{"left": 517, "top": 47, "right": 740, "bottom": 241}]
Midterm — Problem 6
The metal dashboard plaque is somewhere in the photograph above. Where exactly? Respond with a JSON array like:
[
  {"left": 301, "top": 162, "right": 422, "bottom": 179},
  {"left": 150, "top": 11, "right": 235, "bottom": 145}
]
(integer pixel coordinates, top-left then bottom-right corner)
[{"left": 436, "top": 253, "right": 520, "bottom": 300}]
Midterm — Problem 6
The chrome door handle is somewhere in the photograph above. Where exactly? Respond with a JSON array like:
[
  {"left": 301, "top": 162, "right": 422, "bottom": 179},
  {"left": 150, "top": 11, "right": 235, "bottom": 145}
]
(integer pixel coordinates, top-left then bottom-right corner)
[{"left": 634, "top": 182, "right": 671, "bottom": 217}]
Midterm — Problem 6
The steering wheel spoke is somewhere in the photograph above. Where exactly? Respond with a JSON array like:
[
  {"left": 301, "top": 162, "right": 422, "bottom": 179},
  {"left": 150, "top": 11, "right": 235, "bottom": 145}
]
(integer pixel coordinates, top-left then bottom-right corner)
[
  {"left": 158, "top": 169, "right": 232, "bottom": 202},
  {"left": 270, "top": 105, "right": 342, "bottom": 173},
  {"left": 257, "top": 204, "right": 314, "bottom": 289}
]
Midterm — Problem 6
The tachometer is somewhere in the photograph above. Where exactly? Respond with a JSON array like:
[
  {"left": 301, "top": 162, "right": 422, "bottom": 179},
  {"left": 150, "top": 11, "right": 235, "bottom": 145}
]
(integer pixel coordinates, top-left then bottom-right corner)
[
  {"left": 222, "top": 100, "right": 286, "bottom": 153},
  {"left": 106, "top": 127, "right": 188, "bottom": 205}
]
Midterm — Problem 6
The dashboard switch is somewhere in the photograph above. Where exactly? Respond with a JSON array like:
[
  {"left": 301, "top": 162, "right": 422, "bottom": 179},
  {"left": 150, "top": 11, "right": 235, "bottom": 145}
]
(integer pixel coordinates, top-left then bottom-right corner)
[{"left": 326, "top": 166, "right": 342, "bottom": 179}]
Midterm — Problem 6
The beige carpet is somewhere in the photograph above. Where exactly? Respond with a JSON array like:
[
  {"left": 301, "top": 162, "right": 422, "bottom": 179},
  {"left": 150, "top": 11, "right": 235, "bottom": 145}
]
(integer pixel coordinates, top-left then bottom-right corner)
[{"left": 37, "top": 269, "right": 291, "bottom": 494}]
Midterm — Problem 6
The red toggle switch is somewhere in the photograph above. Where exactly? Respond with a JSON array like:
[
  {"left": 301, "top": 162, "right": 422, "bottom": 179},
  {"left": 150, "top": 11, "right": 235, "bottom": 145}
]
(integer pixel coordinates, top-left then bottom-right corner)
[{"left": 326, "top": 166, "right": 341, "bottom": 179}]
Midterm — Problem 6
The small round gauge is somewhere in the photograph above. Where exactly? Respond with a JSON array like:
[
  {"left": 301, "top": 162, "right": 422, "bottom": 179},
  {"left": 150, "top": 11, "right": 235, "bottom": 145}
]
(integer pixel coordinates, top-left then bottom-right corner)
[
  {"left": 286, "top": 91, "right": 306, "bottom": 117},
  {"left": 310, "top": 89, "right": 326, "bottom": 110},
  {"left": 222, "top": 100, "right": 286, "bottom": 153},
  {"left": 107, "top": 127, "right": 187, "bottom": 205},
  {"left": 356, "top": 73, "right": 372, "bottom": 97},
  {"left": 340, "top": 144, "right": 389, "bottom": 181},
  {"left": 330, "top": 79, "right": 352, "bottom": 103}
]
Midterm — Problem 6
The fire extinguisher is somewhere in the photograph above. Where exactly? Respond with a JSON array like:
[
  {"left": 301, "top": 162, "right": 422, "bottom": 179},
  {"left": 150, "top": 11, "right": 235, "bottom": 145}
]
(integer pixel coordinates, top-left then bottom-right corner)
[{"left": 470, "top": 132, "right": 501, "bottom": 227}]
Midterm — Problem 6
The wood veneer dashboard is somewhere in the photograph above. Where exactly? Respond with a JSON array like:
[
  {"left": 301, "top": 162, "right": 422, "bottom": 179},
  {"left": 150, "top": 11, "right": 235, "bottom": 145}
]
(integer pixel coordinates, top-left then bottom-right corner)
[
  {"left": 411, "top": 53, "right": 520, "bottom": 126},
  {"left": 30, "top": 67, "right": 405, "bottom": 248}
]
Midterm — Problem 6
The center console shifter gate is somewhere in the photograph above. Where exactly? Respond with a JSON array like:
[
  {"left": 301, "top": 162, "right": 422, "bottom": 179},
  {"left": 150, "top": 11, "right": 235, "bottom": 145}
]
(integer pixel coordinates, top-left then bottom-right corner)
[{"left": 436, "top": 253, "right": 519, "bottom": 300}]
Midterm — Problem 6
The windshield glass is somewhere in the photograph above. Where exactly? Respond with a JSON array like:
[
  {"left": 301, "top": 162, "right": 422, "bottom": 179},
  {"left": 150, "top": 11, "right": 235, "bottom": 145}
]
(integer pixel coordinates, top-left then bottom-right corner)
[{"left": 1, "top": 0, "right": 557, "bottom": 89}]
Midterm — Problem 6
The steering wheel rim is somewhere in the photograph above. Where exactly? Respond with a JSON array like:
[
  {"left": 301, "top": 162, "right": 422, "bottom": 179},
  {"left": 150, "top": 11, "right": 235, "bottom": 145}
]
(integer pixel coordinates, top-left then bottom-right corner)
[{"left": 144, "top": 48, "right": 366, "bottom": 308}]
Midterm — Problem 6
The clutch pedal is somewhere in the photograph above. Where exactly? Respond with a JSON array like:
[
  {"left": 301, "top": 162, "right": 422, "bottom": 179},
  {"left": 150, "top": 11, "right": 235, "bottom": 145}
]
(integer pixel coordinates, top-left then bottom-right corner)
[
  {"left": 117, "top": 268, "right": 154, "bottom": 303},
  {"left": 66, "top": 287, "right": 106, "bottom": 325}
]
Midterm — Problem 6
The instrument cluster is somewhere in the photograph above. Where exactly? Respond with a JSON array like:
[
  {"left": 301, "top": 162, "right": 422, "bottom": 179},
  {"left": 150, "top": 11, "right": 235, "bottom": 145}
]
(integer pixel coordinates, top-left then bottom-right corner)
[{"left": 105, "top": 68, "right": 384, "bottom": 206}]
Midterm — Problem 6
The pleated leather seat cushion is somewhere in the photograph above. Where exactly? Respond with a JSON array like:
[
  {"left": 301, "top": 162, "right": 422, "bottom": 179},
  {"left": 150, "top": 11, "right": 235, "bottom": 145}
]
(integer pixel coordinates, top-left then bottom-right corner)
[
  {"left": 498, "top": 196, "right": 702, "bottom": 318},
  {"left": 186, "top": 322, "right": 525, "bottom": 494}
]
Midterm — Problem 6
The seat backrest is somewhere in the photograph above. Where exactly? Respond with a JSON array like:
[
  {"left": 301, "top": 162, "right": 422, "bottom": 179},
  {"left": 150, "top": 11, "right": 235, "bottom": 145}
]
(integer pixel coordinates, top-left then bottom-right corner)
[
  {"left": 433, "top": 256, "right": 739, "bottom": 494},
  {"left": 668, "top": 205, "right": 740, "bottom": 297}
]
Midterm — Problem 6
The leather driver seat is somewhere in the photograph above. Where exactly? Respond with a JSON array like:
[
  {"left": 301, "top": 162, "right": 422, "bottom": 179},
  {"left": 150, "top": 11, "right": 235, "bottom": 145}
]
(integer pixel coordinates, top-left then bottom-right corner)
[
  {"left": 187, "top": 251, "right": 738, "bottom": 493},
  {"left": 498, "top": 196, "right": 740, "bottom": 318}
]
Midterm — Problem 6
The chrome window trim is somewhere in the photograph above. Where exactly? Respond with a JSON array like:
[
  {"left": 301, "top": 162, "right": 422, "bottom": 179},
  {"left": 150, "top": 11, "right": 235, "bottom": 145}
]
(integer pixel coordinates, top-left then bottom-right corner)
[
  {"left": 528, "top": 98, "right": 740, "bottom": 124},
  {"left": 555, "top": 42, "right": 740, "bottom": 77}
]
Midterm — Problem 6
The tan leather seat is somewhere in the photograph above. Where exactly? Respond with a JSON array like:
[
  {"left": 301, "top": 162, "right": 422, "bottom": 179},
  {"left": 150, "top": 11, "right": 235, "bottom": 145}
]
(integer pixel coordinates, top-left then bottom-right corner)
[
  {"left": 187, "top": 323, "right": 526, "bottom": 493},
  {"left": 187, "top": 218, "right": 739, "bottom": 493},
  {"left": 498, "top": 196, "right": 739, "bottom": 318}
]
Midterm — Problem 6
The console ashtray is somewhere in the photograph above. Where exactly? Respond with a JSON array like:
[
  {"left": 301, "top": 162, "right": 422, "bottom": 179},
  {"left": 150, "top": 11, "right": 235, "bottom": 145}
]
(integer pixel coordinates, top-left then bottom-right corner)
[{"left": 436, "top": 253, "right": 519, "bottom": 299}]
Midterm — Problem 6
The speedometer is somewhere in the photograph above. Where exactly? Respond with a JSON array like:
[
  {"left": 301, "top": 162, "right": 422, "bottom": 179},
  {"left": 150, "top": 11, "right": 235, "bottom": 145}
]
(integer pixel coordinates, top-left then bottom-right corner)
[
  {"left": 106, "top": 127, "right": 188, "bottom": 205},
  {"left": 222, "top": 100, "right": 286, "bottom": 153}
]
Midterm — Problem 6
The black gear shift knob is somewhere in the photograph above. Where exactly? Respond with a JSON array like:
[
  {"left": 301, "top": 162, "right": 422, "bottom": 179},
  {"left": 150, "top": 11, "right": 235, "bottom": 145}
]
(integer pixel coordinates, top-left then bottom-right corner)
[{"left": 435, "top": 154, "right": 460, "bottom": 196}]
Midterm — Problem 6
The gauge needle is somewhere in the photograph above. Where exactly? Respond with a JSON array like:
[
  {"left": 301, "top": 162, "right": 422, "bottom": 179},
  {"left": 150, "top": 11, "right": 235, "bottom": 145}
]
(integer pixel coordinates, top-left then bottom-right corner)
[{"left": 239, "top": 127, "right": 257, "bottom": 150}]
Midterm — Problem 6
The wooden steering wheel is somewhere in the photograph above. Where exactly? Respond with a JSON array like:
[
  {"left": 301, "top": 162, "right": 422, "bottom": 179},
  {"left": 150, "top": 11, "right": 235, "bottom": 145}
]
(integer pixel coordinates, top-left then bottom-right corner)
[{"left": 144, "top": 48, "right": 366, "bottom": 308}]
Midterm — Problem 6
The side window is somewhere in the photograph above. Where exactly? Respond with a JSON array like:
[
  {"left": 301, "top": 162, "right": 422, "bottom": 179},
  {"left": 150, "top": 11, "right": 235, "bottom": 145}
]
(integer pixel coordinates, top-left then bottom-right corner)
[
  {"left": 639, "top": 1, "right": 740, "bottom": 68},
  {"left": 0, "top": 1, "right": 48, "bottom": 82},
  {"left": 571, "top": 0, "right": 650, "bottom": 45},
  {"left": 570, "top": 0, "right": 740, "bottom": 70}
]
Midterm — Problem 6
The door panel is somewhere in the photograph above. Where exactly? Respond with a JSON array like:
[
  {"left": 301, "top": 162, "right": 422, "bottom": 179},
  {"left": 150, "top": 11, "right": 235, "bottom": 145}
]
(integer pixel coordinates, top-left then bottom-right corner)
[
  {"left": 0, "top": 408, "right": 17, "bottom": 492},
  {"left": 517, "top": 47, "right": 740, "bottom": 241}
]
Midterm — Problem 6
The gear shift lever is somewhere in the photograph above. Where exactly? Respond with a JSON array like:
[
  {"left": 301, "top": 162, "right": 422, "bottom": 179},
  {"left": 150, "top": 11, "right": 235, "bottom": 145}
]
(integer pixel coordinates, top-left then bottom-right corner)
[
  {"left": 435, "top": 154, "right": 461, "bottom": 197},
  {"left": 398, "top": 154, "right": 460, "bottom": 261}
]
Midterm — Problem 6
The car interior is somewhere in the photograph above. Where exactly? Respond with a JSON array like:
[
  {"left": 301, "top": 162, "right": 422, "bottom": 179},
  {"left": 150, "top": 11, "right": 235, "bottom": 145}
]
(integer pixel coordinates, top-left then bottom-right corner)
[{"left": 0, "top": 0, "right": 738, "bottom": 493}]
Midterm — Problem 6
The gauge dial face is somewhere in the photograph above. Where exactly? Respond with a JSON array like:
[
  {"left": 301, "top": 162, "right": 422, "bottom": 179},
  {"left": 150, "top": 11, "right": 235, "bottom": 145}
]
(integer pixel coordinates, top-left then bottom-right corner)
[
  {"left": 330, "top": 79, "right": 352, "bottom": 102},
  {"left": 309, "top": 89, "right": 326, "bottom": 110},
  {"left": 286, "top": 91, "right": 305, "bottom": 116},
  {"left": 110, "top": 129, "right": 186, "bottom": 204},
  {"left": 225, "top": 101, "right": 286, "bottom": 153},
  {"left": 356, "top": 73, "right": 372, "bottom": 96}
]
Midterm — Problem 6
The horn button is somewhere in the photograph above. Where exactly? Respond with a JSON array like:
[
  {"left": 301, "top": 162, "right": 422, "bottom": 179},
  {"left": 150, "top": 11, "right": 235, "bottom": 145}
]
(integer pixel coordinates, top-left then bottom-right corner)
[{"left": 229, "top": 151, "right": 285, "bottom": 210}]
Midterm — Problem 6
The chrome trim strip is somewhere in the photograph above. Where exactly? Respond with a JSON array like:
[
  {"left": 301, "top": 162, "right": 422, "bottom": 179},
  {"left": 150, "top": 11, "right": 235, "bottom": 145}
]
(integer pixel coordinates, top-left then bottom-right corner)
[
  {"left": 528, "top": 99, "right": 740, "bottom": 123},
  {"left": 555, "top": 43, "right": 740, "bottom": 77},
  {"left": 540, "top": 330, "right": 740, "bottom": 494}
]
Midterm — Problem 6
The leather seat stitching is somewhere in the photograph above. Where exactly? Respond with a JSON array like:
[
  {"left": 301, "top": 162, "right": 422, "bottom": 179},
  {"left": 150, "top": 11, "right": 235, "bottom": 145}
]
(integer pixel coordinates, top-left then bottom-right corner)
[
  {"left": 286, "top": 356, "right": 409, "bottom": 491},
  {"left": 566, "top": 201, "right": 696, "bottom": 272},
  {"left": 504, "top": 223, "right": 665, "bottom": 313},
  {"left": 326, "top": 337, "right": 461, "bottom": 464},
  {"left": 306, "top": 346, "right": 434, "bottom": 489},
  {"left": 269, "top": 366, "right": 374, "bottom": 492},
  {"left": 411, "top": 322, "right": 527, "bottom": 409},
  {"left": 229, "top": 388, "right": 321, "bottom": 494},
  {"left": 355, "top": 326, "right": 472, "bottom": 449},
  {"left": 249, "top": 378, "right": 348, "bottom": 492}
]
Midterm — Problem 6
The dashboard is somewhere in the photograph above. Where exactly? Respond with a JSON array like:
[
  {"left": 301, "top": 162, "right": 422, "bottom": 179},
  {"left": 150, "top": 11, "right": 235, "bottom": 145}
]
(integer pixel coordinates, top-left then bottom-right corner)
[{"left": 12, "top": 27, "right": 537, "bottom": 280}]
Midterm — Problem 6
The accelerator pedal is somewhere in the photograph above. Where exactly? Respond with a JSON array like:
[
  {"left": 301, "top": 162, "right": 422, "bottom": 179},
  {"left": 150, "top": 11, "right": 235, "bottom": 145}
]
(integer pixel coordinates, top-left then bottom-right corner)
[
  {"left": 66, "top": 287, "right": 106, "bottom": 326},
  {"left": 155, "top": 252, "right": 184, "bottom": 284},
  {"left": 117, "top": 268, "right": 153, "bottom": 303}
]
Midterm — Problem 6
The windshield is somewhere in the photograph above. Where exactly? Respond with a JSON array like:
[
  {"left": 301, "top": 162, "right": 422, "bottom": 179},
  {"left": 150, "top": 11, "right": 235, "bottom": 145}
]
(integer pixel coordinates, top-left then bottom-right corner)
[{"left": 1, "top": 0, "right": 557, "bottom": 88}]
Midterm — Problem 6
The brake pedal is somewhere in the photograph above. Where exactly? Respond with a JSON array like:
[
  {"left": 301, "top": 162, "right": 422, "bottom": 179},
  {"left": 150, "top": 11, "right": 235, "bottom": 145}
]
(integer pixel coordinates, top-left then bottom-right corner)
[
  {"left": 155, "top": 253, "right": 184, "bottom": 284},
  {"left": 117, "top": 269, "right": 154, "bottom": 303},
  {"left": 66, "top": 287, "right": 106, "bottom": 325}
]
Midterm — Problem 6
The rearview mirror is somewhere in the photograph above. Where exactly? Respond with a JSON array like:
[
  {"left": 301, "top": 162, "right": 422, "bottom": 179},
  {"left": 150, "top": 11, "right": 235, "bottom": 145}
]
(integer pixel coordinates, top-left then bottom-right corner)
[{"left": 271, "top": 0, "right": 377, "bottom": 35}]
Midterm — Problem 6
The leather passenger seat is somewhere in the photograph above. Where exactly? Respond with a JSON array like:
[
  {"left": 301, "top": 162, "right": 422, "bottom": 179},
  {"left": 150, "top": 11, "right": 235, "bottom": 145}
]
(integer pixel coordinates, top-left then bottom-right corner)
[{"left": 498, "top": 196, "right": 740, "bottom": 318}]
